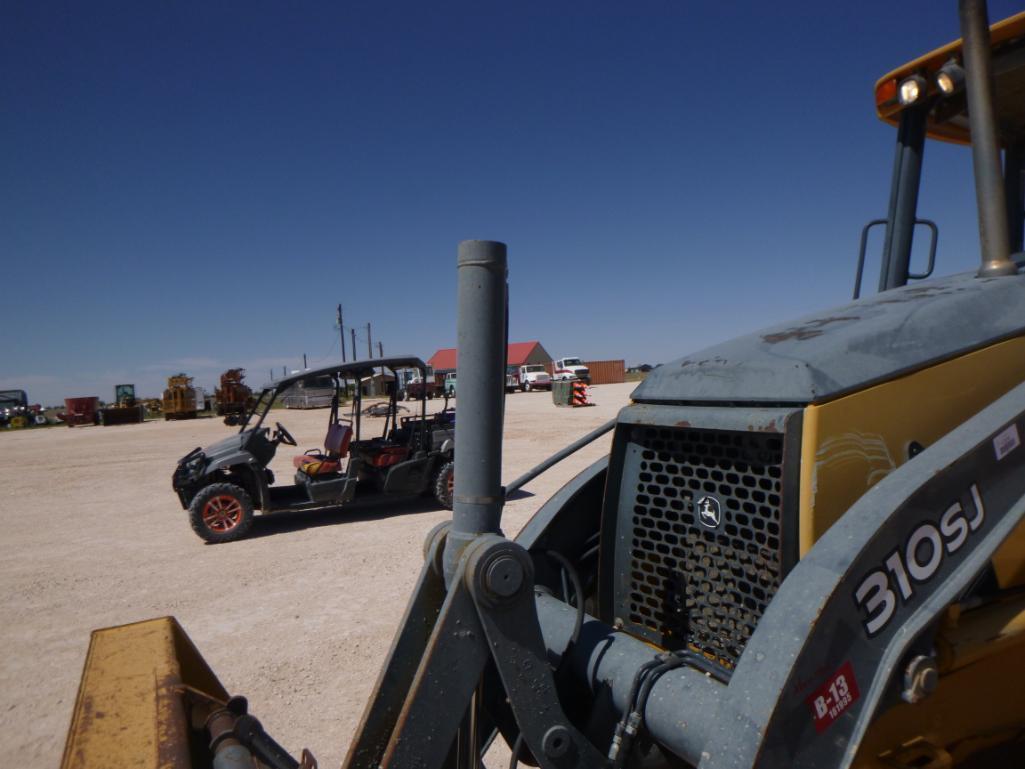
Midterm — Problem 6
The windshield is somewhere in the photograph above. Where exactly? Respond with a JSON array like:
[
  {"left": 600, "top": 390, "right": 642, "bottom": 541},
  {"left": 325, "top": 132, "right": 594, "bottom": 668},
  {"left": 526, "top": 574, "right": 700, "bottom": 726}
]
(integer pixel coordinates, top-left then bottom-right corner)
[
  {"left": 239, "top": 387, "right": 276, "bottom": 432},
  {"left": 563, "top": 358, "right": 582, "bottom": 366},
  {"left": 524, "top": 365, "right": 545, "bottom": 373}
]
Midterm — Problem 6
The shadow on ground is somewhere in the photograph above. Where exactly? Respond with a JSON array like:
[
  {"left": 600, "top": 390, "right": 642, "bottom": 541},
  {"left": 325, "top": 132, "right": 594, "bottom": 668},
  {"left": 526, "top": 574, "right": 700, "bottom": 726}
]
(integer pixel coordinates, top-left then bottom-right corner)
[
  {"left": 243, "top": 495, "right": 444, "bottom": 540},
  {"left": 239, "top": 486, "right": 536, "bottom": 541}
]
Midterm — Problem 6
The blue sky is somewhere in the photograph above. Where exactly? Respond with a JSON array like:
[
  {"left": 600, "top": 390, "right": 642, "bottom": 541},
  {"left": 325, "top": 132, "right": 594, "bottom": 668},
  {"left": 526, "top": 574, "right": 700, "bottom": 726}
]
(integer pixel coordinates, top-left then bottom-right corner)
[{"left": 3, "top": 1, "right": 1022, "bottom": 405}]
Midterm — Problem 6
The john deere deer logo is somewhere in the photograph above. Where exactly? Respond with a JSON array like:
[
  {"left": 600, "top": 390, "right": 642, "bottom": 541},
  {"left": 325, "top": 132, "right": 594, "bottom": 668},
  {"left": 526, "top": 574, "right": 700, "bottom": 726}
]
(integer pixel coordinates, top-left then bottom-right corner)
[{"left": 696, "top": 495, "right": 722, "bottom": 529}]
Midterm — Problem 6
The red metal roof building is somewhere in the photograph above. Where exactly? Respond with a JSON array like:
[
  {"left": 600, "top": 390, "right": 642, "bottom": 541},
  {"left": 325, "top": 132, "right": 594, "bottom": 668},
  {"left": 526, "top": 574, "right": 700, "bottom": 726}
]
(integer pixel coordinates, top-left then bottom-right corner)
[{"left": 428, "top": 341, "right": 552, "bottom": 373}]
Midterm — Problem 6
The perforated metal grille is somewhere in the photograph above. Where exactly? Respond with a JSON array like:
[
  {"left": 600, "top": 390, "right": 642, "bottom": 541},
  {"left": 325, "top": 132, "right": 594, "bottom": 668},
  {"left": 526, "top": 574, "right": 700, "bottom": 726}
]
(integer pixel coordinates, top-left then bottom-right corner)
[{"left": 621, "top": 425, "right": 785, "bottom": 671}]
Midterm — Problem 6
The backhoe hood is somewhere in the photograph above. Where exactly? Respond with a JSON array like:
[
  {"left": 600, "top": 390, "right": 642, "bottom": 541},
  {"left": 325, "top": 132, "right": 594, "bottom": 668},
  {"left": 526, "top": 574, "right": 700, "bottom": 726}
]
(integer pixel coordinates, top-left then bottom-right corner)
[{"left": 632, "top": 269, "right": 1025, "bottom": 405}]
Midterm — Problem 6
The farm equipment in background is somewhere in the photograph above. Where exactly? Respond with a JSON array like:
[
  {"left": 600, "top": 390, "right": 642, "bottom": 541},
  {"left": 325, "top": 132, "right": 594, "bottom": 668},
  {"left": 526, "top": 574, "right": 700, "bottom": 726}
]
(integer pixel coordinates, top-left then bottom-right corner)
[
  {"left": 58, "top": 397, "right": 100, "bottom": 427},
  {"left": 61, "top": 4, "right": 1025, "bottom": 769},
  {"left": 162, "top": 374, "right": 198, "bottom": 421},
  {"left": 214, "top": 368, "right": 255, "bottom": 425},
  {"left": 98, "top": 384, "right": 146, "bottom": 426},
  {"left": 0, "top": 389, "right": 45, "bottom": 428}
]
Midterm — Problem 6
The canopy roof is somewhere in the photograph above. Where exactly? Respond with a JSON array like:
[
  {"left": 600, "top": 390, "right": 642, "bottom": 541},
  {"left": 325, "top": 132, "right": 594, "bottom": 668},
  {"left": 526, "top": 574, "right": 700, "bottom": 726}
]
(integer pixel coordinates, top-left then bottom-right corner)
[
  {"left": 266, "top": 356, "right": 426, "bottom": 390},
  {"left": 875, "top": 11, "right": 1025, "bottom": 146}
]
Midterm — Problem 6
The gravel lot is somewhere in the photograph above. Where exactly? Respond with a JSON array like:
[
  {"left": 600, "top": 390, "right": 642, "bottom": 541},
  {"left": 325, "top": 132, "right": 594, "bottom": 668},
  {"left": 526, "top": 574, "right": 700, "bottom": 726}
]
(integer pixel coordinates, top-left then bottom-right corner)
[{"left": 0, "top": 382, "right": 633, "bottom": 767}]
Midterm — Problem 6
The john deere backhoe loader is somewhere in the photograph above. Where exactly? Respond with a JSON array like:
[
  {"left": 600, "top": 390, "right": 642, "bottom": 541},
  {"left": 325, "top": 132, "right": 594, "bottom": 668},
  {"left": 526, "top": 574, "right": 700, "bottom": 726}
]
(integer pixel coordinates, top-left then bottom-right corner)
[{"left": 62, "top": 2, "right": 1025, "bottom": 767}]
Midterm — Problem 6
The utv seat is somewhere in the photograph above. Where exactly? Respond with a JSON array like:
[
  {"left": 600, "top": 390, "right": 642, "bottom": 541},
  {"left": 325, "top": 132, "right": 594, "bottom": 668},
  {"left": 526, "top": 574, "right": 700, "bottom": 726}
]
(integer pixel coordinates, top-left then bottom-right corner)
[
  {"left": 365, "top": 445, "right": 410, "bottom": 468},
  {"left": 294, "top": 422, "right": 352, "bottom": 477}
]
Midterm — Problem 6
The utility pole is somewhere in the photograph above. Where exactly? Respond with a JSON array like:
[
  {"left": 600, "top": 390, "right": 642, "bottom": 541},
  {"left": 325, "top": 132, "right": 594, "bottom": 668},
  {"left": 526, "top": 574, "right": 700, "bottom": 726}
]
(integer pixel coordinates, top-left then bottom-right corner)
[
  {"left": 282, "top": 366, "right": 287, "bottom": 377},
  {"left": 336, "top": 304, "right": 346, "bottom": 363},
  {"left": 378, "top": 341, "right": 384, "bottom": 358},
  {"left": 351, "top": 328, "right": 358, "bottom": 361},
  {"left": 367, "top": 323, "right": 373, "bottom": 359},
  {"left": 270, "top": 369, "right": 274, "bottom": 381},
  {"left": 303, "top": 353, "right": 307, "bottom": 369}
]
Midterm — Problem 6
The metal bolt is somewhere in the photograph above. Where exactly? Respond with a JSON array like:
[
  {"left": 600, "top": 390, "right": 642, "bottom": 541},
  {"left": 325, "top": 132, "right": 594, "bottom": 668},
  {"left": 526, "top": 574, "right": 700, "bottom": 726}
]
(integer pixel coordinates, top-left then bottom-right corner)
[
  {"left": 485, "top": 555, "right": 524, "bottom": 598},
  {"left": 542, "top": 725, "right": 571, "bottom": 759},
  {"left": 901, "top": 655, "right": 939, "bottom": 704}
]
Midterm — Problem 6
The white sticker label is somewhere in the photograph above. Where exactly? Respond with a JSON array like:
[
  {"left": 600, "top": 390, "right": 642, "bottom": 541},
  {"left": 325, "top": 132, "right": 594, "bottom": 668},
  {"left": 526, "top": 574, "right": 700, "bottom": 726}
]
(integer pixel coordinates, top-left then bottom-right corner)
[{"left": 994, "top": 424, "right": 1021, "bottom": 461}]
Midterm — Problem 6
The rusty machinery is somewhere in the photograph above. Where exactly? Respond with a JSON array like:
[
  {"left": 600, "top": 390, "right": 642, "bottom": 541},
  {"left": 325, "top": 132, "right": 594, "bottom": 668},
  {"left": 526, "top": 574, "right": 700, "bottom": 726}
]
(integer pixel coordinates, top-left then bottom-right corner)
[
  {"left": 59, "top": 396, "right": 100, "bottom": 427},
  {"left": 162, "top": 373, "right": 198, "bottom": 421},
  {"left": 62, "top": 4, "right": 1025, "bottom": 769},
  {"left": 214, "top": 368, "right": 255, "bottom": 425}
]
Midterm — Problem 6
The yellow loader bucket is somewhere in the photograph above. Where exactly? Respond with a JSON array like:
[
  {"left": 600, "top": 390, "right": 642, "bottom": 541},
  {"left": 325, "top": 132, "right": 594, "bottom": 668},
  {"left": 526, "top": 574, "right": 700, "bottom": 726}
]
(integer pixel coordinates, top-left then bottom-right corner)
[{"left": 61, "top": 617, "right": 229, "bottom": 769}]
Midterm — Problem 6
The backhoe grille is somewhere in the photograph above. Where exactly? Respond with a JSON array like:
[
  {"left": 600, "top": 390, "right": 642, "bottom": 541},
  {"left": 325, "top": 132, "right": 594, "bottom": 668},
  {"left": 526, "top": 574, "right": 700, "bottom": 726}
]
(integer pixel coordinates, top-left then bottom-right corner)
[{"left": 620, "top": 425, "right": 784, "bottom": 672}]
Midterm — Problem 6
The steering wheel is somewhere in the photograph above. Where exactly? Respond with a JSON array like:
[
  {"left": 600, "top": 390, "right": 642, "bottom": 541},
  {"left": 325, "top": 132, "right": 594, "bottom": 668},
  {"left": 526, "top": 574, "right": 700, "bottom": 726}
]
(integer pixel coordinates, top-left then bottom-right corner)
[{"left": 273, "top": 421, "right": 297, "bottom": 446}]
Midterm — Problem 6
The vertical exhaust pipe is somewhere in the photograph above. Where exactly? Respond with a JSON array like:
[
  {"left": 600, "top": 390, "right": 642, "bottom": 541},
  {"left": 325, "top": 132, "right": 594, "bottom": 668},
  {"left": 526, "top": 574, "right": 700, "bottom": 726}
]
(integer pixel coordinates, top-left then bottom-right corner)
[
  {"left": 443, "top": 240, "right": 508, "bottom": 583},
  {"left": 960, "top": 0, "right": 1018, "bottom": 278}
]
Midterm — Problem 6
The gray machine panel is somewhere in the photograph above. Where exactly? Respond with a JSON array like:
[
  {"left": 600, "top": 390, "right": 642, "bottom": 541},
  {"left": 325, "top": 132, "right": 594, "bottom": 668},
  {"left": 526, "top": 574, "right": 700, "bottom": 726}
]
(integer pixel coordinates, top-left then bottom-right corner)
[{"left": 633, "top": 270, "right": 1025, "bottom": 405}]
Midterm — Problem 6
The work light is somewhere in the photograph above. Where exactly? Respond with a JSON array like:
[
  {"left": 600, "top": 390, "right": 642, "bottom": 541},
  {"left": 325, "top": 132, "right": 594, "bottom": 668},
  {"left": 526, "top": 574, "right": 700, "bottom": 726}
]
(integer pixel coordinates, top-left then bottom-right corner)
[
  {"left": 898, "top": 75, "right": 928, "bottom": 105},
  {"left": 936, "top": 61, "right": 966, "bottom": 95}
]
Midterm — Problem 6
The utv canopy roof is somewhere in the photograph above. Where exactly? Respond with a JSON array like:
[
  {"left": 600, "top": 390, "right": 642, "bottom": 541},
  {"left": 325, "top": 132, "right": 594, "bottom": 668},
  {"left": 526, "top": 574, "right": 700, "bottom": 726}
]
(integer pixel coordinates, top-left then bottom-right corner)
[{"left": 265, "top": 357, "right": 427, "bottom": 391}]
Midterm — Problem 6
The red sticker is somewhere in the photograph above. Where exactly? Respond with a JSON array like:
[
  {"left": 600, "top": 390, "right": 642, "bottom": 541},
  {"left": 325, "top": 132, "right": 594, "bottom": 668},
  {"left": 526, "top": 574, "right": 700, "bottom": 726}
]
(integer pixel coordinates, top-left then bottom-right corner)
[{"left": 805, "top": 661, "right": 860, "bottom": 733}]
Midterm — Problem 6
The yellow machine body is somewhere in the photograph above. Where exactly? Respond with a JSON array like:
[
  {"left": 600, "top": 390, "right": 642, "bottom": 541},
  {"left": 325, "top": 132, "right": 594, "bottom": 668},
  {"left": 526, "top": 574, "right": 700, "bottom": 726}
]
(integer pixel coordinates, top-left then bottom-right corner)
[
  {"left": 799, "top": 334, "right": 1025, "bottom": 586},
  {"left": 785, "top": 334, "right": 1025, "bottom": 765},
  {"left": 61, "top": 618, "right": 228, "bottom": 769},
  {"left": 162, "top": 375, "right": 198, "bottom": 420}
]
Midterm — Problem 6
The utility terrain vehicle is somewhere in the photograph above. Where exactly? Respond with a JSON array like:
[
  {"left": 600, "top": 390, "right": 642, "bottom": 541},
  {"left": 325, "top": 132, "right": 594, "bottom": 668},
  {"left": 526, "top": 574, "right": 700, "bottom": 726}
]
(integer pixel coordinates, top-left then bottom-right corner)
[{"left": 172, "top": 356, "right": 455, "bottom": 543}]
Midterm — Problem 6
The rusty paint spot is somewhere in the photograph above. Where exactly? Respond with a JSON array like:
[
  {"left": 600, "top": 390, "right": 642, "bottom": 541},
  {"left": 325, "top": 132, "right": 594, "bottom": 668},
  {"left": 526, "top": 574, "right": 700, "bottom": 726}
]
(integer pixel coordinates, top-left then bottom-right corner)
[
  {"left": 675, "top": 420, "right": 692, "bottom": 427},
  {"left": 762, "top": 316, "right": 858, "bottom": 344},
  {"left": 763, "top": 329, "right": 820, "bottom": 343}
]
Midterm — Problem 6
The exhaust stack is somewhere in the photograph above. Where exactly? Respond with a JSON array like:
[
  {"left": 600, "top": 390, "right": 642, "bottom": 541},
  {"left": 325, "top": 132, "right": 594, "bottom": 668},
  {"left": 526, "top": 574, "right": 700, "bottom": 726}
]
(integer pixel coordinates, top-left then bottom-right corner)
[
  {"left": 443, "top": 240, "right": 509, "bottom": 583},
  {"left": 960, "top": 0, "right": 1018, "bottom": 277}
]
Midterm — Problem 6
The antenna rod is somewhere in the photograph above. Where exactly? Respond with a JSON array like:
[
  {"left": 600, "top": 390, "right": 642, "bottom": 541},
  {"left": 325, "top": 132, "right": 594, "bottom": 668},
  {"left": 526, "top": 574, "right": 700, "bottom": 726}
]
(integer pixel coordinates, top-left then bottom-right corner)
[{"left": 960, "top": 0, "right": 1017, "bottom": 277}]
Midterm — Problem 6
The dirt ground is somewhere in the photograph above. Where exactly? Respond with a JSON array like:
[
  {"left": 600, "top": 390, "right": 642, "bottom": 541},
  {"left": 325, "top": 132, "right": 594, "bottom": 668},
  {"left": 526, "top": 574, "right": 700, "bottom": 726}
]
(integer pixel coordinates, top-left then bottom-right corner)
[{"left": 0, "top": 382, "right": 633, "bottom": 767}]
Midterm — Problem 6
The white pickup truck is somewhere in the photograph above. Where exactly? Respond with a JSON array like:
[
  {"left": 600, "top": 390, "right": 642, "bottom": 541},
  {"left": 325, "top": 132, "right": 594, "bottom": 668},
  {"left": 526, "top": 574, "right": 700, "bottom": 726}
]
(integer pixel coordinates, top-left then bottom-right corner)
[
  {"left": 552, "top": 357, "right": 590, "bottom": 384},
  {"left": 517, "top": 364, "right": 551, "bottom": 391}
]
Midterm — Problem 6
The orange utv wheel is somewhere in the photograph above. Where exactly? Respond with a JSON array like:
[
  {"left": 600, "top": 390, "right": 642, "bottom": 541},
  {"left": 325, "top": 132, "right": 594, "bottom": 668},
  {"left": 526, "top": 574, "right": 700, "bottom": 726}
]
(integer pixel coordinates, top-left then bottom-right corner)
[
  {"left": 188, "top": 483, "right": 254, "bottom": 543},
  {"left": 433, "top": 461, "right": 455, "bottom": 510},
  {"left": 202, "top": 495, "right": 244, "bottom": 532}
]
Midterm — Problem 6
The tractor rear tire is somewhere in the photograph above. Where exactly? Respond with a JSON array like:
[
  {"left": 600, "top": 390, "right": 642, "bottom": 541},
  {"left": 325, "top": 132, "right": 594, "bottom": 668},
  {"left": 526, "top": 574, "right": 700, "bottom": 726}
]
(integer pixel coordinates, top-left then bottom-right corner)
[
  {"left": 189, "top": 483, "right": 254, "bottom": 544},
  {"left": 433, "top": 461, "right": 454, "bottom": 510}
]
